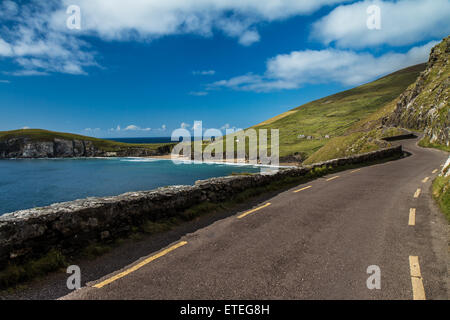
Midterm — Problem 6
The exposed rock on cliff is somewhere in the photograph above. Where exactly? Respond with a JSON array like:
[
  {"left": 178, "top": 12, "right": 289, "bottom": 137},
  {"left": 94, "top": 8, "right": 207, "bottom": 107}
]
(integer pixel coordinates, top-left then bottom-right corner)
[
  {"left": 0, "top": 129, "right": 173, "bottom": 158},
  {"left": 385, "top": 36, "right": 449, "bottom": 146}
]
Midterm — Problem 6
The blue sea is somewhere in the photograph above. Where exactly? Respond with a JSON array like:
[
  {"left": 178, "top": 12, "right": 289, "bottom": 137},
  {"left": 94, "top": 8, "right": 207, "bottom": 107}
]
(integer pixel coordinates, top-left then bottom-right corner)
[{"left": 0, "top": 158, "right": 261, "bottom": 216}]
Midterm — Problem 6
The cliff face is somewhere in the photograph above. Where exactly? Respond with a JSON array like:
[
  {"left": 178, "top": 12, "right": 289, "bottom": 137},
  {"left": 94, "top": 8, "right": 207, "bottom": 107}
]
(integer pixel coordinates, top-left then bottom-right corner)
[
  {"left": 0, "top": 137, "right": 171, "bottom": 158},
  {"left": 386, "top": 37, "right": 449, "bottom": 146}
]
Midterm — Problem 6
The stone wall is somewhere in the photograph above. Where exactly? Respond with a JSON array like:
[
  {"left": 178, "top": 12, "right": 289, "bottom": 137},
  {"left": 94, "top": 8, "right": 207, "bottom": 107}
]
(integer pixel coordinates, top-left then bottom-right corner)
[{"left": 0, "top": 145, "right": 402, "bottom": 268}]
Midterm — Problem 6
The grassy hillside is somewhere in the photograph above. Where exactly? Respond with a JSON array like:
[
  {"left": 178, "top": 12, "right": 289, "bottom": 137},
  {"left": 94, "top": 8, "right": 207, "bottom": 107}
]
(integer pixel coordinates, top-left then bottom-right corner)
[
  {"left": 303, "top": 99, "right": 409, "bottom": 164},
  {"left": 252, "top": 64, "right": 426, "bottom": 159},
  {"left": 0, "top": 129, "right": 173, "bottom": 152}
]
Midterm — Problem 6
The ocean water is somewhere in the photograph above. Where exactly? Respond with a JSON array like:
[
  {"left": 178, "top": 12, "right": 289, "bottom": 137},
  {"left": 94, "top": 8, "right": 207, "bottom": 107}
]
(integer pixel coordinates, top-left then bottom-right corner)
[{"left": 0, "top": 158, "right": 261, "bottom": 216}]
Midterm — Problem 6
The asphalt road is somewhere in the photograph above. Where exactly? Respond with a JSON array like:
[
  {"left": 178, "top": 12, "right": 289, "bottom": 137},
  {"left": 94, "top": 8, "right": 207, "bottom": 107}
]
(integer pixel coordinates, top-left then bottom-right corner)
[
  {"left": 57, "top": 137, "right": 448, "bottom": 300},
  {"left": 3, "top": 137, "right": 447, "bottom": 300}
]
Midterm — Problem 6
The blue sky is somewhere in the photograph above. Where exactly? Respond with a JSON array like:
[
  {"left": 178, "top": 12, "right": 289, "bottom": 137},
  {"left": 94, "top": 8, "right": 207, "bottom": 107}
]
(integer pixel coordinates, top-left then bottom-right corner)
[{"left": 0, "top": 0, "right": 449, "bottom": 137}]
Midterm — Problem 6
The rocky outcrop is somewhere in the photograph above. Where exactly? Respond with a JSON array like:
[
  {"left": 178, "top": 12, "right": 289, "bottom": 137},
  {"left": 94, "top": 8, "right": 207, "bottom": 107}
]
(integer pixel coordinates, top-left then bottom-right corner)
[
  {"left": 0, "top": 145, "right": 402, "bottom": 269},
  {"left": 0, "top": 137, "right": 172, "bottom": 158},
  {"left": 385, "top": 36, "right": 449, "bottom": 146}
]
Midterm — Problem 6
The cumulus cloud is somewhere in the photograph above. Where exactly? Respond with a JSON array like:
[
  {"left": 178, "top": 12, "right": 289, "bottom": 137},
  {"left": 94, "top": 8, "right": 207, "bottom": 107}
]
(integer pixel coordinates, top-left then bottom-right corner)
[
  {"left": 189, "top": 91, "right": 209, "bottom": 96},
  {"left": 238, "top": 30, "right": 261, "bottom": 46},
  {"left": 211, "top": 41, "right": 437, "bottom": 91},
  {"left": 0, "top": 38, "right": 13, "bottom": 56},
  {"left": 0, "top": 80, "right": 10, "bottom": 83},
  {"left": 220, "top": 123, "right": 240, "bottom": 132},
  {"left": 180, "top": 122, "right": 190, "bottom": 129},
  {"left": 192, "top": 70, "right": 215, "bottom": 75},
  {"left": 124, "top": 124, "right": 151, "bottom": 131},
  {"left": 0, "top": 1, "right": 96, "bottom": 76},
  {"left": 107, "top": 124, "right": 151, "bottom": 132},
  {"left": 0, "top": 0, "right": 351, "bottom": 75},
  {"left": 312, "top": 0, "right": 450, "bottom": 48},
  {"left": 84, "top": 127, "right": 100, "bottom": 132},
  {"left": 52, "top": 0, "right": 349, "bottom": 42}
]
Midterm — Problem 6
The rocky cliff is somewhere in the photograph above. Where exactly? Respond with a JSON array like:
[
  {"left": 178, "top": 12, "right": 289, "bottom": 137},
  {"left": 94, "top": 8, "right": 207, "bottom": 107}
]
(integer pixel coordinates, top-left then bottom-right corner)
[
  {"left": 385, "top": 36, "right": 449, "bottom": 146},
  {"left": 0, "top": 130, "right": 172, "bottom": 158}
]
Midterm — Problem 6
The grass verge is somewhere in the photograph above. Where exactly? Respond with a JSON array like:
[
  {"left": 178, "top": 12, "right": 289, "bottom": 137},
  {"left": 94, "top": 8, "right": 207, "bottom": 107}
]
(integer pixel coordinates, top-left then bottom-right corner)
[
  {"left": 418, "top": 137, "right": 450, "bottom": 153},
  {"left": 432, "top": 175, "right": 450, "bottom": 222},
  {"left": 0, "top": 249, "right": 67, "bottom": 291}
]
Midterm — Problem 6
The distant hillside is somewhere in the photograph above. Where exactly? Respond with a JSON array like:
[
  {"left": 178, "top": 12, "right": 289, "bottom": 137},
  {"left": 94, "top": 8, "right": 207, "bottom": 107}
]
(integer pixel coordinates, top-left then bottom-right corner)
[
  {"left": 251, "top": 63, "right": 426, "bottom": 161},
  {"left": 386, "top": 36, "right": 449, "bottom": 148},
  {"left": 0, "top": 129, "right": 173, "bottom": 158}
]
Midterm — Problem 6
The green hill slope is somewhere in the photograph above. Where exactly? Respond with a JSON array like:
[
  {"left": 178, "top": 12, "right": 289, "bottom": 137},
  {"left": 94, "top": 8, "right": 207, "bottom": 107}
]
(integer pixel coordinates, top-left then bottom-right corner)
[{"left": 252, "top": 64, "right": 426, "bottom": 160}]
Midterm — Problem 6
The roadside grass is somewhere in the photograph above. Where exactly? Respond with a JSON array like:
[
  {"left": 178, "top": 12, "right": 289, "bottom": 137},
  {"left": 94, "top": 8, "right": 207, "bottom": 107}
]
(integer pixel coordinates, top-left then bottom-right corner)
[
  {"left": 0, "top": 249, "right": 67, "bottom": 290},
  {"left": 303, "top": 132, "right": 381, "bottom": 165},
  {"left": 418, "top": 137, "right": 450, "bottom": 153},
  {"left": 432, "top": 175, "right": 450, "bottom": 222},
  {"left": 0, "top": 152, "right": 404, "bottom": 291}
]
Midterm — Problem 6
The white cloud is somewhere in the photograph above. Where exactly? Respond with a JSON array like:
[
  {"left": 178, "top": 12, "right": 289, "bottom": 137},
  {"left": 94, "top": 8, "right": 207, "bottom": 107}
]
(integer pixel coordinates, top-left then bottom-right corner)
[
  {"left": 52, "top": 0, "right": 349, "bottom": 44},
  {"left": 312, "top": 0, "right": 450, "bottom": 48},
  {"left": 0, "top": 38, "right": 13, "bottom": 56},
  {"left": 220, "top": 123, "right": 240, "bottom": 131},
  {"left": 212, "top": 41, "right": 437, "bottom": 91},
  {"left": 238, "top": 30, "right": 260, "bottom": 46},
  {"left": 189, "top": 91, "right": 209, "bottom": 96},
  {"left": 0, "top": 80, "right": 10, "bottom": 83},
  {"left": 192, "top": 122, "right": 202, "bottom": 131},
  {"left": 22, "top": 126, "right": 30, "bottom": 129},
  {"left": 0, "top": 1, "right": 18, "bottom": 19},
  {"left": 180, "top": 122, "right": 190, "bottom": 129},
  {"left": 0, "top": 0, "right": 350, "bottom": 75},
  {"left": 124, "top": 125, "right": 151, "bottom": 131},
  {"left": 0, "top": 1, "right": 96, "bottom": 76},
  {"left": 192, "top": 70, "right": 215, "bottom": 75}
]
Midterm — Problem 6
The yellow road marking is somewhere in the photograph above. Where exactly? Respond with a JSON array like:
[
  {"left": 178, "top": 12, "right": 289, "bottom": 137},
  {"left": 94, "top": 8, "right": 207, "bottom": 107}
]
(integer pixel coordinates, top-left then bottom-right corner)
[
  {"left": 422, "top": 177, "right": 429, "bottom": 183},
  {"left": 93, "top": 241, "right": 188, "bottom": 289},
  {"left": 237, "top": 203, "right": 271, "bottom": 219},
  {"left": 432, "top": 169, "right": 438, "bottom": 174},
  {"left": 351, "top": 169, "right": 361, "bottom": 173},
  {"left": 294, "top": 185, "right": 312, "bottom": 193},
  {"left": 326, "top": 176, "right": 339, "bottom": 181},
  {"left": 413, "top": 188, "right": 421, "bottom": 198},
  {"left": 408, "top": 208, "right": 416, "bottom": 226},
  {"left": 409, "top": 256, "right": 426, "bottom": 300}
]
